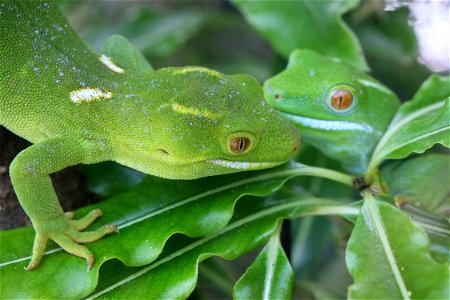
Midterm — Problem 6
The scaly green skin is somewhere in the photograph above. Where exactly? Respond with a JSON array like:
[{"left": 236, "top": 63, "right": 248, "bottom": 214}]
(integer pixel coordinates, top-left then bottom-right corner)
[
  {"left": 264, "top": 50, "right": 400, "bottom": 174},
  {"left": 0, "top": 1, "right": 299, "bottom": 270}
]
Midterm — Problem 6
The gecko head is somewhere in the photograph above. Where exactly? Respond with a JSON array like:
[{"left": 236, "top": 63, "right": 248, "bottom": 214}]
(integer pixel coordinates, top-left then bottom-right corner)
[
  {"left": 263, "top": 50, "right": 400, "bottom": 173},
  {"left": 132, "top": 68, "right": 299, "bottom": 179},
  {"left": 264, "top": 50, "right": 399, "bottom": 136}
]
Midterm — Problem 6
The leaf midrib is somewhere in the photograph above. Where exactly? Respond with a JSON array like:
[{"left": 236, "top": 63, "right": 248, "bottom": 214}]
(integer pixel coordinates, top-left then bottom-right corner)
[
  {"left": 263, "top": 225, "right": 281, "bottom": 299},
  {"left": 364, "top": 193, "right": 410, "bottom": 300},
  {"left": 87, "top": 198, "right": 347, "bottom": 299},
  {"left": 374, "top": 126, "right": 449, "bottom": 160},
  {"left": 369, "top": 100, "right": 446, "bottom": 168}
]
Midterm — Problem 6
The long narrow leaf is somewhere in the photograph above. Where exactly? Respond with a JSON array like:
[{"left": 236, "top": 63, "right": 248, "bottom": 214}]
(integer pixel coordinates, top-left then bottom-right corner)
[
  {"left": 0, "top": 163, "right": 353, "bottom": 299},
  {"left": 369, "top": 75, "right": 450, "bottom": 171},
  {"left": 88, "top": 197, "right": 356, "bottom": 299}
]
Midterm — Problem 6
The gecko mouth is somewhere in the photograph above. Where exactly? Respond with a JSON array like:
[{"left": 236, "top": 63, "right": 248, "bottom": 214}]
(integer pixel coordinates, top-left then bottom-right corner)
[
  {"left": 207, "top": 159, "right": 284, "bottom": 170},
  {"left": 282, "top": 113, "right": 374, "bottom": 133}
]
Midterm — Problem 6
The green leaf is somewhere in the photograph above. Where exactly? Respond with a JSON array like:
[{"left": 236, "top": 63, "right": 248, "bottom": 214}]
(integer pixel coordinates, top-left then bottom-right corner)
[
  {"left": 381, "top": 153, "right": 450, "bottom": 213},
  {"left": 231, "top": 0, "right": 368, "bottom": 71},
  {"left": 352, "top": 8, "right": 431, "bottom": 100},
  {"left": 82, "top": 162, "right": 145, "bottom": 197},
  {"left": 0, "top": 163, "right": 354, "bottom": 299},
  {"left": 368, "top": 75, "right": 450, "bottom": 172},
  {"left": 290, "top": 217, "right": 335, "bottom": 278},
  {"left": 233, "top": 223, "right": 293, "bottom": 300},
  {"left": 88, "top": 196, "right": 355, "bottom": 299},
  {"left": 346, "top": 193, "right": 449, "bottom": 299},
  {"left": 67, "top": 4, "right": 208, "bottom": 59},
  {"left": 381, "top": 153, "right": 450, "bottom": 263}
]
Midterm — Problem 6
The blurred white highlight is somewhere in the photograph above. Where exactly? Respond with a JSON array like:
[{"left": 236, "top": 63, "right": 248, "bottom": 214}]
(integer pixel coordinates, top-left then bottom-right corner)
[{"left": 385, "top": 0, "right": 450, "bottom": 73}]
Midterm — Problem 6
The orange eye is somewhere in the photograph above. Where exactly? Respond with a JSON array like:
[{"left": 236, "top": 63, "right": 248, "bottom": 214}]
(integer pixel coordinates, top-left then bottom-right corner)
[
  {"left": 230, "top": 137, "right": 251, "bottom": 153},
  {"left": 331, "top": 89, "right": 353, "bottom": 110}
]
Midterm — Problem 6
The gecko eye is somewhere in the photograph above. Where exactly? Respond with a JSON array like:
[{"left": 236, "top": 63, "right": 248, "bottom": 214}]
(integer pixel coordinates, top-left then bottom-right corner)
[
  {"left": 230, "top": 137, "right": 251, "bottom": 153},
  {"left": 331, "top": 89, "right": 353, "bottom": 110},
  {"left": 226, "top": 132, "right": 256, "bottom": 155},
  {"left": 325, "top": 85, "right": 358, "bottom": 114}
]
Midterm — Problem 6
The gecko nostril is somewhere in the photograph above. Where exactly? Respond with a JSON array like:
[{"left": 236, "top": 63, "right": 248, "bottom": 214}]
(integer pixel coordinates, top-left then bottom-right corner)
[{"left": 274, "top": 94, "right": 282, "bottom": 101}]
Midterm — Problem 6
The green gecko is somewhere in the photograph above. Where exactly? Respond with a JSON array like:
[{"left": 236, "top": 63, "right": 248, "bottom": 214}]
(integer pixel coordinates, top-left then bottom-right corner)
[
  {"left": 264, "top": 50, "right": 400, "bottom": 174},
  {"left": 0, "top": 1, "right": 299, "bottom": 270}
]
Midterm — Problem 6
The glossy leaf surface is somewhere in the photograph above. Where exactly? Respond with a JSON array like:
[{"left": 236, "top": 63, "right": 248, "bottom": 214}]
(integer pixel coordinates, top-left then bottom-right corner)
[
  {"left": 90, "top": 196, "right": 343, "bottom": 299},
  {"left": 0, "top": 163, "right": 354, "bottom": 299},
  {"left": 346, "top": 193, "right": 449, "bottom": 299},
  {"left": 231, "top": 0, "right": 368, "bottom": 70},
  {"left": 381, "top": 153, "right": 449, "bottom": 213},
  {"left": 369, "top": 75, "right": 450, "bottom": 170},
  {"left": 233, "top": 223, "right": 293, "bottom": 300},
  {"left": 381, "top": 153, "right": 450, "bottom": 262}
]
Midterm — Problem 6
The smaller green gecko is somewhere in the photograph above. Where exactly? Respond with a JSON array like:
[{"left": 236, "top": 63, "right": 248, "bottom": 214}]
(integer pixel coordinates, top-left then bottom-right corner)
[
  {"left": 0, "top": 1, "right": 299, "bottom": 270},
  {"left": 264, "top": 50, "right": 400, "bottom": 174}
]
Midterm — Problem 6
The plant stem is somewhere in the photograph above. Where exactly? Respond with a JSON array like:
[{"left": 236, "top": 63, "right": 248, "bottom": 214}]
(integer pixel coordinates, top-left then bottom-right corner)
[{"left": 281, "top": 162, "right": 354, "bottom": 188}]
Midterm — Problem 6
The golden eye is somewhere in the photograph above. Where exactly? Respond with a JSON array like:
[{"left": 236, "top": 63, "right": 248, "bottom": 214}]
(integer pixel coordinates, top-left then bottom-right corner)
[
  {"left": 230, "top": 137, "right": 251, "bottom": 153},
  {"left": 331, "top": 89, "right": 353, "bottom": 110}
]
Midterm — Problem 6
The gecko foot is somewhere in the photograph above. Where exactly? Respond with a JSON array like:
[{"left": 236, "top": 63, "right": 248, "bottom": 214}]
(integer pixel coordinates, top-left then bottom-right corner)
[{"left": 26, "top": 209, "right": 118, "bottom": 271}]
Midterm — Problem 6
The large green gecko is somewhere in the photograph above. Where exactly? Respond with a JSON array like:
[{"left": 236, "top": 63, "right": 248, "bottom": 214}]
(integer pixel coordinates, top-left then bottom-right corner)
[
  {"left": 264, "top": 50, "right": 400, "bottom": 174},
  {"left": 0, "top": 1, "right": 299, "bottom": 270}
]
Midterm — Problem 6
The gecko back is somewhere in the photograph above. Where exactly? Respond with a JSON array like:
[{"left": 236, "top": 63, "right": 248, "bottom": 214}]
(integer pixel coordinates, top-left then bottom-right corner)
[{"left": 0, "top": 1, "right": 120, "bottom": 142}]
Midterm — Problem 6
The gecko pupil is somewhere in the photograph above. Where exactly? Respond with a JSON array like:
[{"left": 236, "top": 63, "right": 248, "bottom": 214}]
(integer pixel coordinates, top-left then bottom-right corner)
[
  {"left": 230, "top": 137, "right": 250, "bottom": 153},
  {"left": 331, "top": 89, "right": 353, "bottom": 110}
]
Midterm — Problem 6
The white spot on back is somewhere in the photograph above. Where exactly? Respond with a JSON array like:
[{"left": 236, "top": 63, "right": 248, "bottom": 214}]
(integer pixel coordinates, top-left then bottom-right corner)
[
  {"left": 171, "top": 102, "right": 217, "bottom": 119},
  {"left": 99, "top": 55, "right": 124, "bottom": 73},
  {"left": 70, "top": 87, "right": 112, "bottom": 104},
  {"left": 172, "top": 67, "right": 222, "bottom": 78}
]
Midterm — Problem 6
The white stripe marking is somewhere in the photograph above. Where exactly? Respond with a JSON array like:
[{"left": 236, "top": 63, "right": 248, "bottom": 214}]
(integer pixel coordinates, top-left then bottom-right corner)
[
  {"left": 284, "top": 114, "right": 373, "bottom": 133},
  {"left": 208, "top": 160, "right": 282, "bottom": 170},
  {"left": 99, "top": 55, "right": 124, "bottom": 73},
  {"left": 70, "top": 87, "right": 112, "bottom": 104}
]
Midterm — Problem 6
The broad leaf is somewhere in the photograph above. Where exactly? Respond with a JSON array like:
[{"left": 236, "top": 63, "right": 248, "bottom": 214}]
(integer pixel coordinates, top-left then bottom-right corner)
[
  {"left": 233, "top": 223, "right": 293, "bottom": 300},
  {"left": 368, "top": 75, "right": 450, "bottom": 171},
  {"left": 231, "top": 0, "right": 368, "bottom": 71},
  {"left": 381, "top": 153, "right": 450, "bottom": 263},
  {"left": 82, "top": 162, "right": 145, "bottom": 197},
  {"left": 346, "top": 193, "right": 449, "bottom": 299},
  {"left": 0, "top": 163, "right": 354, "bottom": 299},
  {"left": 381, "top": 153, "right": 450, "bottom": 213}
]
